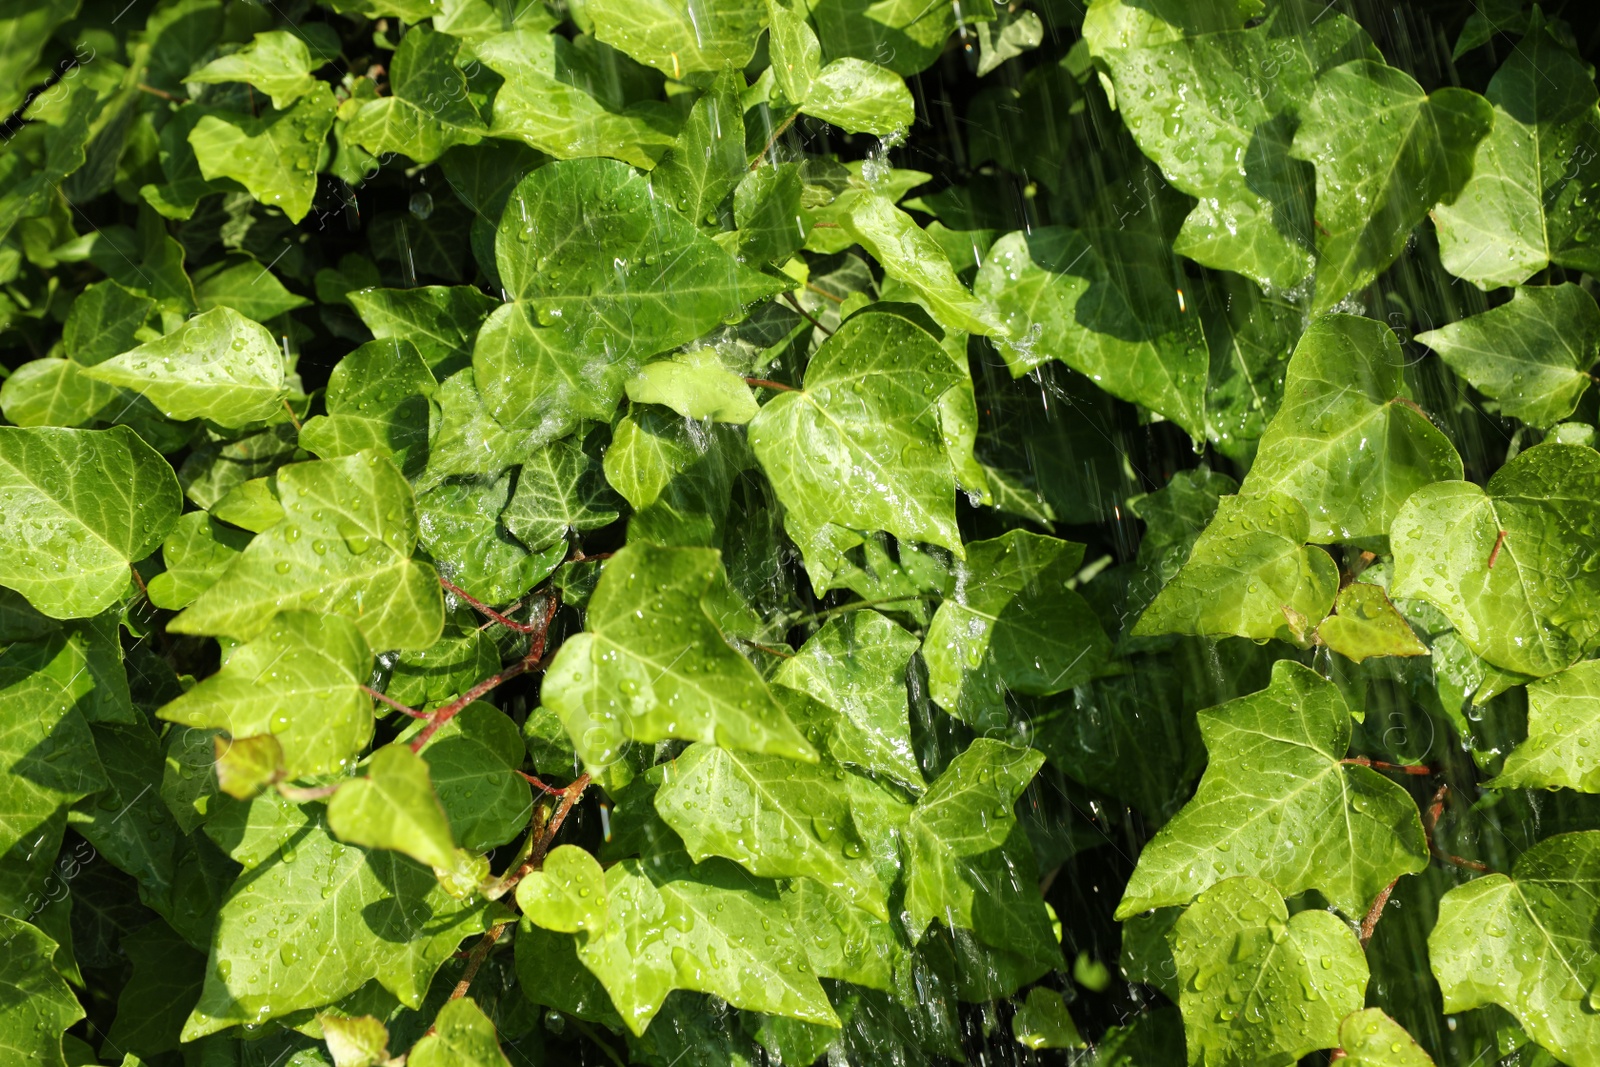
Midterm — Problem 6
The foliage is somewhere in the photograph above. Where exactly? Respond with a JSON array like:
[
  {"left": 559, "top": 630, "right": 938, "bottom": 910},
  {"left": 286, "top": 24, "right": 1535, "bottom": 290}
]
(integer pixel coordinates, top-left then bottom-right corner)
[{"left": 1, "top": 1, "right": 1599, "bottom": 1065}]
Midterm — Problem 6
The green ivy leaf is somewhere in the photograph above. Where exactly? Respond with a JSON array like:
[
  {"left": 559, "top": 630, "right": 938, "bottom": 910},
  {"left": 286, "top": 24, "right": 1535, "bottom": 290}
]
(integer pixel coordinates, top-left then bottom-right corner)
[
  {"left": 975, "top": 227, "right": 1209, "bottom": 440},
  {"left": 654, "top": 743, "right": 888, "bottom": 919},
  {"left": 415, "top": 702, "right": 531, "bottom": 852},
  {"left": 418, "top": 470, "right": 565, "bottom": 605},
  {"left": 1011, "top": 988, "right": 1084, "bottom": 1050},
  {"left": 146, "top": 513, "right": 252, "bottom": 610},
  {"left": 81, "top": 307, "right": 289, "bottom": 428},
  {"left": 62, "top": 279, "right": 156, "bottom": 366},
  {"left": 732, "top": 163, "right": 809, "bottom": 266},
  {"left": 328, "top": 743, "right": 481, "bottom": 890},
  {"left": 1169, "top": 877, "right": 1369, "bottom": 1066},
  {"left": 157, "top": 611, "right": 372, "bottom": 779},
  {"left": 0, "top": 358, "right": 118, "bottom": 428},
  {"left": 1415, "top": 284, "right": 1600, "bottom": 429},
  {"left": 515, "top": 843, "right": 608, "bottom": 933},
  {"left": 299, "top": 339, "right": 437, "bottom": 478},
  {"left": 0, "top": 425, "right": 181, "bottom": 619},
  {"left": 386, "top": 627, "right": 499, "bottom": 712},
  {"left": 535, "top": 853, "right": 838, "bottom": 1035},
  {"left": 1238, "top": 314, "right": 1463, "bottom": 542},
  {"left": 1117, "top": 660, "right": 1428, "bottom": 919},
  {"left": 772, "top": 609, "right": 924, "bottom": 790},
  {"left": 188, "top": 84, "right": 338, "bottom": 224},
  {"left": 625, "top": 349, "right": 760, "bottom": 424},
  {"left": 475, "top": 29, "right": 678, "bottom": 169},
  {"left": 186, "top": 30, "right": 319, "bottom": 110},
  {"left": 1290, "top": 60, "right": 1492, "bottom": 312},
  {"left": 181, "top": 815, "right": 495, "bottom": 1039},
  {"left": 501, "top": 437, "right": 620, "bottom": 550},
  {"left": 344, "top": 26, "right": 485, "bottom": 165},
  {"left": 408, "top": 996, "right": 512, "bottom": 1067},
  {"left": 748, "top": 307, "right": 966, "bottom": 590},
  {"left": 1315, "top": 583, "right": 1429, "bottom": 664},
  {"left": 1132, "top": 492, "right": 1340, "bottom": 643},
  {"left": 844, "top": 195, "right": 1001, "bottom": 337},
  {"left": 475, "top": 158, "right": 782, "bottom": 436},
  {"left": 587, "top": 0, "right": 767, "bottom": 77},
  {"left": 346, "top": 286, "right": 497, "bottom": 377},
  {"left": 649, "top": 71, "right": 745, "bottom": 229},
  {"left": 319, "top": 1013, "right": 392, "bottom": 1067},
  {"left": 1391, "top": 443, "right": 1600, "bottom": 677},
  {"left": 0, "top": 668, "right": 106, "bottom": 864},
  {"left": 924, "top": 531, "right": 1111, "bottom": 730},
  {"left": 1433, "top": 15, "right": 1600, "bottom": 287},
  {"left": 0, "top": 917, "right": 85, "bottom": 1067},
  {"left": 1491, "top": 661, "right": 1600, "bottom": 792},
  {"left": 542, "top": 543, "right": 814, "bottom": 772},
  {"left": 1083, "top": 0, "right": 1372, "bottom": 290},
  {"left": 172, "top": 452, "right": 445, "bottom": 652},
  {"left": 194, "top": 258, "right": 312, "bottom": 322},
  {"left": 1338, "top": 1009, "right": 1435, "bottom": 1066},
  {"left": 1430, "top": 831, "right": 1600, "bottom": 1067}
]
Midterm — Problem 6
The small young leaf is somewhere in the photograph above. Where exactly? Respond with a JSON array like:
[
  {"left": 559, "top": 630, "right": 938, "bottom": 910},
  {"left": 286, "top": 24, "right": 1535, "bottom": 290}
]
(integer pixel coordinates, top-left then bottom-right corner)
[
  {"left": 1010, "top": 988, "right": 1084, "bottom": 1050},
  {"left": 328, "top": 744, "right": 475, "bottom": 885},
  {"left": 0, "top": 917, "right": 86, "bottom": 1067},
  {"left": 408, "top": 996, "right": 512, "bottom": 1067},
  {"left": 188, "top": 84, "right": 338, "bottom": 224},
  {"left": 1316, "top": 583, "right": 1429, "bottom": 663},
  {"left": 319, "top": 1013, "right": 391, "bottom": 1067},
  {"left": 514, "top": 843, "right": 608, "bottom": 933},
  {"left": 186, "top": 30, "right": 318, "bottom": 110},
  {"left": 1338, "top": 1009, "right": 1435, "bottom": 1066}
]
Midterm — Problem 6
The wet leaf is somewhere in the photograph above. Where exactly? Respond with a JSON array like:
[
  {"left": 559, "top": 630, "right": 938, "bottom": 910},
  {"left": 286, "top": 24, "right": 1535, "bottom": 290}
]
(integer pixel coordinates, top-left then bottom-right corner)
[
  {"left": 186, "top": 30, "right": 319, "bottom": 110},
  {"left": 188, "top": 84, "right": 338, "bottom": 224},
  {"left": 1316, "top": 583, "right": 1429, "bottom": 664},
  {"left": 1338, "top": 1008, "right": 1435, "bottom": 1066}
]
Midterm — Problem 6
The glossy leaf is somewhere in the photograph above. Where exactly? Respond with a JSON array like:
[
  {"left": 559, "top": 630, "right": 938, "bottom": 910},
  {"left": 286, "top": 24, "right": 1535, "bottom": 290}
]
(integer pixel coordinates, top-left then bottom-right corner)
[
  {"left": 1316, "top": 583, "right": 1429, "bottom": 663},
  {"left": 1492, "top": 661, "right": 1600, "bottom": 792},
  {"left": 587, "top": 0, "right": 767, "bottom": 76},
  {"left": 344, "top": 26, "right": 485, "bottom": 165},
  {"left": 298, "top": 338, "right": 437, "bottom": 477},
  {"left": 409, "top": 997, "right": 512, "bottom": 1067},
  {"left": 515, "top": 844, "right": 608, "bottom": 933},
  {"left": 1391, "top": 443, "right": 1600, "bottom": 677},
  {"left": 1415, "top": 284, "right": 1600, "bottom": 428},
  {"left": 1338, "top": 1009, "right": 1435, "bottom": 1066},
  {"left": 0, "top": 917, "right": 84, "bottom": 1067},
  {"left": 1238, "top": 314, "right": 1463, "bottom": 542},
  {"left": 0, "top": 426, "right": 181, "bottom": 619},
  {"left": 186, "top": 30, "right": 318, "bottom": 110},
  {"left": 1170, "top": 877, "right": 1368, "bottom": 1066},
  {"left": 1117, "top": 660, "right": 1429, "bottom": 919},
  {"left": 188, "top": 84, "right": 338, "bottom": 224},
  {"left": 328, "top": 743, "right": 477, "bottom": 887}
]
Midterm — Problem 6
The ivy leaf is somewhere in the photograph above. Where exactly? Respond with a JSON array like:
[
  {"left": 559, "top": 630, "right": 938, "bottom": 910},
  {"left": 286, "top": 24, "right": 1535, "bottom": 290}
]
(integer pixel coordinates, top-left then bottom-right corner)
[
  {"left": 844, "top": 195, "right": 1001, "bottom": 336},
  {"left": 408, "top": 997, "right": 512, "bottom": 1067},
  {"left": 1290, "top": 60, "right": 1492, "bottom": 312},
  {"left": 975, "top": 227, "right": 1209, "bottom": 440},
  {"left": 1116, "top": 660, "right": 1429, "bottom": 919},
  {"left": 1433, "top": 15, "right": 1600, "bottom": 288},
  {"left": 1083, "top": 0, "right": 1372, "bottom": 290},
  {"left": 0, "top": 425, "right": 182, "bottom": 619},
  {"left": 902, "top": 739, "right": 1044, "bottom": 942},
  {"left": 62, "top": 279, "right": 156, "bottom": 366},
  {"left": 186, "top": 30, "right": 318, "bottom": 110},
  {"left": 803, "top": 60, "right": 915, "bottom": 136},
  {"left": 924, "top": 531, "right": 1111, "bottom": 731},
  {"left": 541, "top": 543, "right": 814, "bottom": 773},
  {"left": 748, "top": 307, "right": 966, "bottom": 590},
  {"left": 81, "top": 307, "right": 289, "bottom": 428},
  {"left": 0, "top": 668, "right": 106, "bottom": 862},
  {"left": 587, "top": 0, "right": 767, "bottom": 77},
  {"left": 475, "top": 158, "right": 783, "bottom": 435},
  {"left": 157, "top": 611, "right": 372, "bottom": 779},
  {"left": 173, "top": 452, "right": 445, "bottom": 652},
  {"left": 328, "top": 743, "right": 481, "bottom": 890},
  {"left": 0, "top": 358, "right": 118, "bottom": 428},
  {"left": 1238, "top": 314, "right": 1463, "bottom": 542},
  {"left": 194, "top": 258, "right": 312, "bottom": 321},
  {"left": 1132, "top": 492, "right": 1340, "bottom": 644},
  {"left": 189, "top": 84, "right": 338, "bottom": 224},
  {"left": 515, "top": 843, "right": 608, "bottom": 933},
  {"left": 1391, "top": 443, "right": 1600, "bottom": 677},
  {"left": 1430, "top": 831, "right": 1600, "bottom": 1066},
  {"left": 1339, "top": 1009, "right": 1435, "bottom": 1066},
  {"left": 344, "top": 25, "right": 485, "bottom": 165},
  {"left": 772, "top": 610, "right": 924, "bottom": 790},
  {"left": 418, "top": 470, "right": 565, "bottom": 605},
  {"left": 1315, "top": 583, "right": 1429, "bottom": 664},
  {"left": 386, "top": 628, "right": 499, "bottom": 712},
  {"left": 654, "top": 743, "right": 888, "bottom": 919},
  {"left": 0, "top": 917, "right": 85, "bottom": 1067},
  {"left": 346, "top": 286, "right": 497, "bottom": 377},
  {"left": 146, "top": 513, "right": 251, "bottom": 611},
  {"left": 474, "top": 29, "right": 678, "bottom": 169},
  {"left": 625, "top": 349, "right": 760, "bottom": 424},
  {"left": 1011, "top": 988, "right": 1084, "bottom": 1050},
  {"left": 299, "top": 338, "right": 437, "bottom": 478},
  {"left": 1170, "top": 877, "right": 1369, "bottom": 1066},
  {"left": 649, "top": 71, "right": 745, "bottom": 229},
  {"left": 409, "top": 703, "right": 530, "bottom": 853},
  {"left": 732, "top": 163, "right": 809, "bottom": 267},
  {"left": 181, "top": 815, "right": 495, "bottom": 1039},
  {"left": 1415, "top": 284, "right": 1600, "bottom": 429},
  {"left": 319, "top": 1014, "right": 391, "bottom": 1067},
  {"left": 535, "top": 853, "right": 838, "bottom": 1035},
  {"left": 1491, "top": 661, "right": 1600, "bottom": 792},
  {"left": 502, "top": 437, "right": 620, "bottom": 550}
]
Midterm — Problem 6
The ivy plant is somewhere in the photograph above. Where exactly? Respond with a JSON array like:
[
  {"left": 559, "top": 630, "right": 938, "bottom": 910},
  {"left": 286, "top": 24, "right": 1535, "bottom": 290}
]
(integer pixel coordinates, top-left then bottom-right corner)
[{"left": 3, "top": 0, "right": 1600, "bottom": 1065}]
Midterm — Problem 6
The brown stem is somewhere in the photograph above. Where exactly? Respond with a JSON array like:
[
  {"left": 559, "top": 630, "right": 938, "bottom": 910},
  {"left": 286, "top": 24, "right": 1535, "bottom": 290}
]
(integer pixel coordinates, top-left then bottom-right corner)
[
  {"left": 128, "top": 563, "right": 150, "bottom": 602},
  {"left": 752, "top": 111, "right": 798, "bottom": 169},
  {"left": 276, "top": 781, "right": 339, "bottom": 802},
  {"left": 745, "top": 641, "right": 795, "bottom": 659},
  {"left": 515, "top": 769, "right": 569, "bottom": 798},
  {"left": 1359, "top": 877, "right": 1398, "bottom": 947},
  {"left": 744, "top": 377, "right": 798, "bottom": 392},
  {"left": 569, "top": 548, "right": 614, "bottom": 564},
  {"left": 782, "top": 290, "right": 834, "bottom": 336},
  {"left": 281, "top": 398, "right": 302, "bottom": 432},
  {"left": 1422, "top": 785, "right": 1492, "bottom": 873},
  {"left": 804, "top": 281, "right": 845, "bottom": 304},
  {"left": 410, "top": 596, "right": 560, "bottom": 752},
  {"left": 446, "top": 922, "right": 509, "bottom": 1002},
  {"left": 1487, "top": 529, "right": 1508, "bottom": 570},
  {"left": 440, "top": 576, "right": 541, "bottom": 634},
  {"left": 1341, "top": 756, "right": 1432, "bottom": 776},
  {"left": 137, "top": 83, "right": 175, "bottom": 100},
  {"left": 364, "top": 686, "right": 429, "bottom": 719}
]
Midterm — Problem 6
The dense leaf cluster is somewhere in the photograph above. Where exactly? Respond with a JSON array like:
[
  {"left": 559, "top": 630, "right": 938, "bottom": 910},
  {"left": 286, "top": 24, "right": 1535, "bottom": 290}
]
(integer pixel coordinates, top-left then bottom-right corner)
[{"left": 3, "top": 0, "right": 1600, "bottom": 1065}]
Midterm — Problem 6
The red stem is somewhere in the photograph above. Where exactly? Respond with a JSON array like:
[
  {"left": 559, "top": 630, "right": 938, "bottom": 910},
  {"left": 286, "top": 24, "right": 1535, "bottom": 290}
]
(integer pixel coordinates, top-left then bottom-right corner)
[
  {"left": 441, "top": 576, "right": 542, "bottom": 633},
  {"left": 364, "top": 686, "right": 429, "bottom": 719},
  {"left": 1422, "top": 785, "right": 1492, "bottom": 873},
  {"left": 1359, "top": 877, "right": 1398, "bottom": 947},
  {"left": 410, "top": 596, "right": 560, "bottom": 752},
  {"left": 744, "top": 377, "right": 798, "bottom": 392},
  {"left": 1487, "top": 529, "right": 1508, "bottom": 570},
  {"left": 1341, "top": 756, "right": 1431, "bottom": 776}
]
